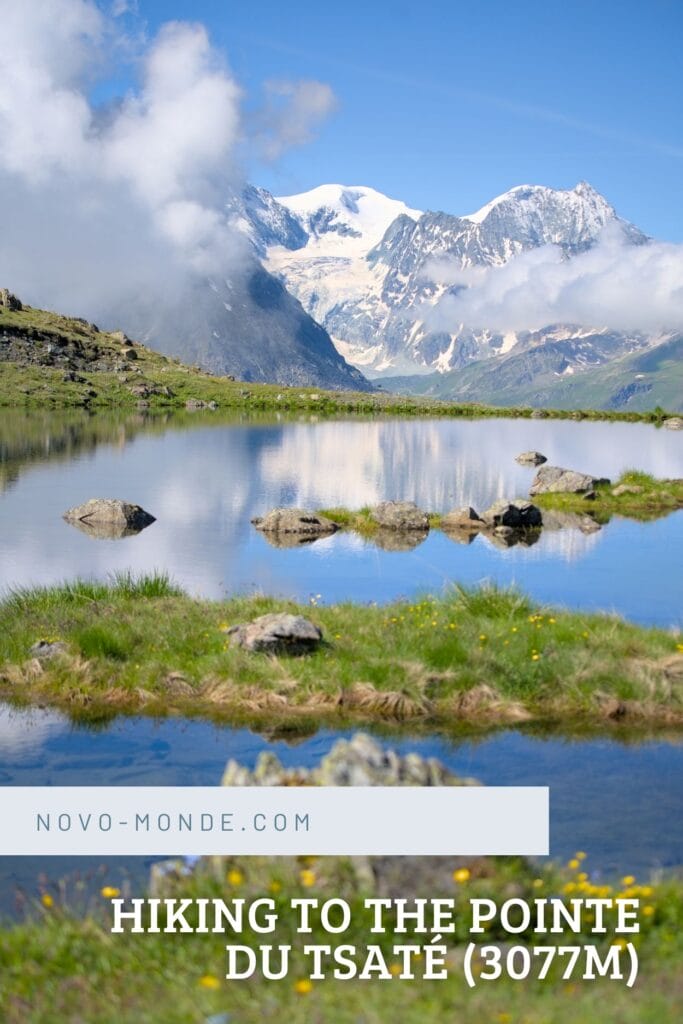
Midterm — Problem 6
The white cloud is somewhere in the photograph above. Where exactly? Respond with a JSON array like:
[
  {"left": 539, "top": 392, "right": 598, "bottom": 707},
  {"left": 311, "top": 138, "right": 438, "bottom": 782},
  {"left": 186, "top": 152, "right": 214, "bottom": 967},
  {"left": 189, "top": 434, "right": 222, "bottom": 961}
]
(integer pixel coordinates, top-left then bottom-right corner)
[
  {"left": 257, "top": 79, "right": 338, "bottom": 159},
  {"left": 423, "top": 224, "right": 683, "bottom": 335},
  {"left": 0, "top": 1, "right": 336, "bottom": 324}
]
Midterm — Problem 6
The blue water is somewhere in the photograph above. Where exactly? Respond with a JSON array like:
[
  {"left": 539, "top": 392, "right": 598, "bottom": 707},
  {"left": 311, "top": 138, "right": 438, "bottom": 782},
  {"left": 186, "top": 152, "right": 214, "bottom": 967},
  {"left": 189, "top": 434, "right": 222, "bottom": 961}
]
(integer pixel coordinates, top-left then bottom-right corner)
[
  {"left": 1, "top": 704, "right": 680, "bottom": 911},
  {"left": 1, "top": 415, "right": 682, "bottom": 625}
]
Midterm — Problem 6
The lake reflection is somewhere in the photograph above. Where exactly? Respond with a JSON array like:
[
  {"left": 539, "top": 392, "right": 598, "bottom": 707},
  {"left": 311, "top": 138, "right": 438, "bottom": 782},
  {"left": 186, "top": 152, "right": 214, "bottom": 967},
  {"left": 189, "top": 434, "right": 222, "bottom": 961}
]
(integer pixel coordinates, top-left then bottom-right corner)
[{"left": 1, "top": 412, "right": 682, "bottom": 625}]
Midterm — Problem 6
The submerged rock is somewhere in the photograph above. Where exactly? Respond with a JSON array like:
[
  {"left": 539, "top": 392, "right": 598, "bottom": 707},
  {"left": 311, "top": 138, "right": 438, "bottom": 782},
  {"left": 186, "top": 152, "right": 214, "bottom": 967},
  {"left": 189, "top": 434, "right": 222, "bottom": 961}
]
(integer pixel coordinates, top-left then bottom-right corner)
[
  {"left": 485, "top": 526, "right": 542, "bottom": 549},
  {"left": 480, "top": 498, "right": 543, "bottom": 528},
  {"left": 541, "top": 510, "right": 602, "bottom": 534},
  {"left": 529, "top": 465, "right": 610, "bottom": 495},
  {"left": 515, "top": 451, "right": 547, "bottom": 466},
  {"left": 663, "top": 417, "right": 683, "bottom": 430},
  {"left": 370, "top": 501, "right": 429, "bottom": 531},
  {"left": 227, "top": 612, "right": 322, "bottom": 654},
  {"left": 63, "top": 498, "right": 155, "bottom": 539},
  {"left": 251, "top": 508, "right": 339, "bottom": 536},
  {"left": 372, "top": 527, "right": 429, "bottom": 551},
  {"left": 222, "top": 733, "right": 472, "bottom": 788}
]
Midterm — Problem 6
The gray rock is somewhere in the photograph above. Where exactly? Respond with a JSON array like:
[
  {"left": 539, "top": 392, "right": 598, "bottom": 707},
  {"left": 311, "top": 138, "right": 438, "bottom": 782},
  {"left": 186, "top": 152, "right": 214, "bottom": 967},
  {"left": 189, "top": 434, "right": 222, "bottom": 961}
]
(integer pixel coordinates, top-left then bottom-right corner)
[
  {"left": 370, "top": 500, "right": 429, "bottom": 531},
  {"left": 0, "top": 288, "right": 22, "bottom": 311},
  {"left": 227, "top": 613, "right": 322, "bottom": 654},
  {"left": 120, "top": 347, "right": 137, "bottom": 361},
  {"left": 251, "top": 508, "right": 339, "bottom": 536},
  {"left": 480, "top": 498, "right": 543, "bottom": 528},
  {"left": 111, "top": 330, "right": 133, "bottom": 345},
  {"left": 612, "top": 484, "right": 644, "bottom": 497},
  {"left": 515, "top": 450, "right": 547, "bottom": 466},
  {"left": 529, "top": 465, "right": 610, "bottom": 495},
  {"left": 183, "top": 398, "right": 218, "bottom": 411},
  {"left": 663, "top": 417, "right": 683, "bottom": 430},
  {"left": 29, "top": 640, "right": 68, "bottom": 661},
  {"left": 440, "top": 506, "right": 483, "bottom": 530},
  {"left": 63, "top": 498, "right": 155, "bottom": 540},
  {"left": 530, "top": 409, "right": 548, "bottom": 419}
]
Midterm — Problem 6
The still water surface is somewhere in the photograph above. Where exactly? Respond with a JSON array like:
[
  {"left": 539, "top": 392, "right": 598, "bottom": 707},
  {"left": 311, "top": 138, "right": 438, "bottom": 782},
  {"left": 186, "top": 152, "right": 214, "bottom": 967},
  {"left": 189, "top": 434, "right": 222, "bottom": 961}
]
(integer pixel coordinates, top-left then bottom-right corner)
[{"left": 1, "top": 413, "right": 682, "bottom": 625}]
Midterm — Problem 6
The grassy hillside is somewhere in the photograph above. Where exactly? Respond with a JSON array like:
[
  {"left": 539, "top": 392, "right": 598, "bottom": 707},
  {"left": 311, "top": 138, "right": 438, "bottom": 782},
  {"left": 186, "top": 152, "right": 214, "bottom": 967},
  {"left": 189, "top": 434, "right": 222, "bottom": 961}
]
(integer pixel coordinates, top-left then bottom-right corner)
[
  {"left": 0, "top": 300, "right": 678, "bottom": 422},
  {"left": 382, "top": 335, "right": 683, "bottom": 413}
]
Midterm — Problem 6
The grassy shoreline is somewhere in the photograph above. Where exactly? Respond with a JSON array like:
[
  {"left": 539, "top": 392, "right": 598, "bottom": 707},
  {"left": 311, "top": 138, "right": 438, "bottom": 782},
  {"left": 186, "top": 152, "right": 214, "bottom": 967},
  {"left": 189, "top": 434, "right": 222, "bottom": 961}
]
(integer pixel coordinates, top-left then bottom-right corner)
[
  {"left": 1, "top": 303, "right": 681, "bottom": 424},
  {"left": 1, "top": 576, "right": 681, "bottom": 729}
]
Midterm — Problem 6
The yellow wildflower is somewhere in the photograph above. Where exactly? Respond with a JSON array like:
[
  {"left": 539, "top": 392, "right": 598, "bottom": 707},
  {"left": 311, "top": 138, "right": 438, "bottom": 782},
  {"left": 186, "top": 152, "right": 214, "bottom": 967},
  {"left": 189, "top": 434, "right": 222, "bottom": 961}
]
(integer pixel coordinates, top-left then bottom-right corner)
[
  {"left": 300, "top": 869, "right": 316, "bottom": 887},
  {"left": 622, "top": 875, "right": 635, "bottom": 887},
  {"left": 567, "top": 858, "right": 580, "bottom": 870},
  {"left": 294, "top": 979, "right": 313, "bottom": 995},
  {"left": 268, "top": 880, "right": 282, "bottom": 894},
  {"left": 41, "top": 893, "right": 54, "bottom": 909},
  {"left": 198, "top": 974, "right": 221, "bottom": 990},
  {"left": 227, "top": 869, "right": 244, "bottom": 886},
  {"left": 453, "top": 867, "right": 471, "bottom": 883},
  {"left": 642, "top": 905, "right": 655, "bottom": 917},
  {"left": 101, "top": 886, "right": 120, "bottom": 899}
]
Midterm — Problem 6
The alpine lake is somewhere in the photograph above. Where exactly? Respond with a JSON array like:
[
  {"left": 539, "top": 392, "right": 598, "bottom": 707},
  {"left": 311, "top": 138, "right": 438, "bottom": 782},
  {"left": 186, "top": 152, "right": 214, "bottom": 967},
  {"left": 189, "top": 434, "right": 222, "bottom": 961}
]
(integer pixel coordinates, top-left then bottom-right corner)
[{"left": 1, "top": 408, "right": 682, "bottom": 913}]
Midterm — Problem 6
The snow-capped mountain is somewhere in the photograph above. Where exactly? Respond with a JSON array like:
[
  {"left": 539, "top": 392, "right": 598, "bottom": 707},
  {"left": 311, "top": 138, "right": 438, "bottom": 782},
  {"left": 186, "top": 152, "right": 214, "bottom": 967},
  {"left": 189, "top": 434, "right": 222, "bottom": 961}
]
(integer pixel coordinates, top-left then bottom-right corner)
[
  {"left": 275, "top": 184, "right": 422, "bottom": 257},
  {"left": 235, "top": 180, "right": 652, "bottom": 381}
]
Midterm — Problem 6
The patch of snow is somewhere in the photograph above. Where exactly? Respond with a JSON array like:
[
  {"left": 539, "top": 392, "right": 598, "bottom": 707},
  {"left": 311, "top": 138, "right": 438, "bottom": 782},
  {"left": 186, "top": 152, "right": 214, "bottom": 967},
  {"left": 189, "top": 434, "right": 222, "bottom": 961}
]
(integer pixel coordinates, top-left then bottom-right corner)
[{"left": 276, "top": 184, "right": 422, "bottom": 258}]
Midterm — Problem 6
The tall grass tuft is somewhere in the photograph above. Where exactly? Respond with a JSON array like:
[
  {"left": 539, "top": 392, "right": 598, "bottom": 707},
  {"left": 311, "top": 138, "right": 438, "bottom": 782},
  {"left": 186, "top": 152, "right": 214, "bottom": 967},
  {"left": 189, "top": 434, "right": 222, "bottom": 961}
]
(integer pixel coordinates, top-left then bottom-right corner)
[{"left": 3, "top": 571, "right": 182, "bottom": 612}]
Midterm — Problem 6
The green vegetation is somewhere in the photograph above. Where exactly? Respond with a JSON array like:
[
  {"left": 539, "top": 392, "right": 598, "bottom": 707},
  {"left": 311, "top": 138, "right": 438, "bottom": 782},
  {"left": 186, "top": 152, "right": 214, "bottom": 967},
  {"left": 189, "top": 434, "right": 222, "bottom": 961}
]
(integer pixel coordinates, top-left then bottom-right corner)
[
  {"left": 1, "top": 302, "right": 680, "bottom": 422},
  {"left": 1, "top": 576, "right": 681, "bottom": 727},
  {"left": 1, "top": 851, "right": 681, "bottom": 1023},
  {"left": 533, "top": 471, "right": 683, "bottom": 521}
]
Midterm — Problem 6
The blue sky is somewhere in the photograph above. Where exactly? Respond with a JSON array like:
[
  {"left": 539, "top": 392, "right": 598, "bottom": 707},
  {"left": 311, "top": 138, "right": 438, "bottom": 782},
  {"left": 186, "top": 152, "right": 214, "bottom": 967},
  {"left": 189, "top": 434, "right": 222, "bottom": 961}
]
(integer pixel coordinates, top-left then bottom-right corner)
[{"left": 131, "top": 1, "right": 681, "bottom": 239}]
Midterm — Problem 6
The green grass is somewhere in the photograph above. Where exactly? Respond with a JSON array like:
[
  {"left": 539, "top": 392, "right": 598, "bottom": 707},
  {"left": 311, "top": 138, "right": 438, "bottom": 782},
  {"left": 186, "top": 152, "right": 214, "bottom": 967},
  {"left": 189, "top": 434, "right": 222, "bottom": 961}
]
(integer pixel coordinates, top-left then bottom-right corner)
[
  {"left": 1, "top": 577, "right": 681, "bottom": 728},
  {"left": 1, "top": 852, "right": 681, "bottom": 1022},
  {"left": 1, "top": 302, "right": 680, "bottom": 423}
]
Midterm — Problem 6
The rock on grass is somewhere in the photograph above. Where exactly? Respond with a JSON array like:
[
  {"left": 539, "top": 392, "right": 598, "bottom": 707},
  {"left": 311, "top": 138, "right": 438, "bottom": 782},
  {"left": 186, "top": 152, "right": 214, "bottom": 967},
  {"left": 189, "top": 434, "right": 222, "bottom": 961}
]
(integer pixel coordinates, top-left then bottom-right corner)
[{"left": 227, "top": 612, "right": 323, "bottom": 654}]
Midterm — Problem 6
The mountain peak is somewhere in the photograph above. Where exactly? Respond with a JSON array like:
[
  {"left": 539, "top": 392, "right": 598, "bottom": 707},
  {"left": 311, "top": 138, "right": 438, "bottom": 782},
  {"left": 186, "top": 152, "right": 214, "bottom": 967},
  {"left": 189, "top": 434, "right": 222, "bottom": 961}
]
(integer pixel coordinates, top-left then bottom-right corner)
[
  {"left": 462, "top": 181, "right": 613, "bottom": 225},
  {"left": 275, "top": 184, "right": 422, "bottom": 257}
]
